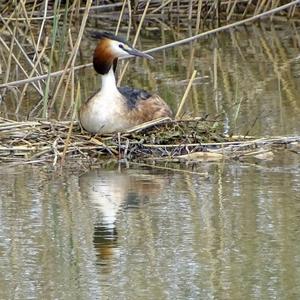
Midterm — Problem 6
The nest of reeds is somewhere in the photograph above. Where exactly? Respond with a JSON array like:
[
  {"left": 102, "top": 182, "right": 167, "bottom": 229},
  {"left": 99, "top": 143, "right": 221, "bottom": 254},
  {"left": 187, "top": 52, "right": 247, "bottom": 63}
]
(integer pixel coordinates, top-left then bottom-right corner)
[
  {"left": 1, "top": 116, "right": 299, "bottom": 165},
  {"left": 0, "top": 116, "right": 220, "bottom": 163}
]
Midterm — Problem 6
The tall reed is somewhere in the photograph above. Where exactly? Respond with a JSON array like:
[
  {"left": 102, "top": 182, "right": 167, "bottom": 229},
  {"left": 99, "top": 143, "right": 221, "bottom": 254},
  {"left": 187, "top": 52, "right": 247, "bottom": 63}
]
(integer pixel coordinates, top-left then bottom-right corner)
[{"left": 0, "top": 0, "right": 298, "bottom": 122}]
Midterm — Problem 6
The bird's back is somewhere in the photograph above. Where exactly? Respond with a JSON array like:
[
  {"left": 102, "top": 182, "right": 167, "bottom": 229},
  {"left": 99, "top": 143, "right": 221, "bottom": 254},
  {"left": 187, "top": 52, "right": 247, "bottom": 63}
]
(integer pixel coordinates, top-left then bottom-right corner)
[{"left": 119, "top": 86, "right": 172, "bottom": 126}]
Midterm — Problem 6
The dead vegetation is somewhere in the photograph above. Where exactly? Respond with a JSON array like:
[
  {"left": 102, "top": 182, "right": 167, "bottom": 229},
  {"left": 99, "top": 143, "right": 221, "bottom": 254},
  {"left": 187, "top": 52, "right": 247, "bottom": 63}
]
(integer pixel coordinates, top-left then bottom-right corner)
[
  {"left": 1, "top": 116, "right": 299, "bottom": 165},
  {"left": 0, "top": 1, "right": 299, "bottom": 165},
  {"left": 0, "top": 0, "right": 298, "bottom": 120}
]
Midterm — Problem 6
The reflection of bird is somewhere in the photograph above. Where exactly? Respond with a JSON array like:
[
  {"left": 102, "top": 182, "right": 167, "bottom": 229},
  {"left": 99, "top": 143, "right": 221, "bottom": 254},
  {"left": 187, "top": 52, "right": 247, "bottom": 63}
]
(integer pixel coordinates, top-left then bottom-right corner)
[
  {"left": 93, "top": 225, "right": 118, "bottom": 263},
  {"left": 79, "top": 170, "right": 165, "bottom": 263},
  {"left": 79, "top": 32, "right": 172, "bottom": 134}
]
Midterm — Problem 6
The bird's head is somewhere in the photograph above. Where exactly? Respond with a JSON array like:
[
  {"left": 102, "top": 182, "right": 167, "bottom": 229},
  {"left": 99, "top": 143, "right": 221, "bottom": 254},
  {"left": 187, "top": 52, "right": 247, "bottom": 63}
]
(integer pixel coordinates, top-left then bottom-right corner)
[{"left": 91, "top": 32, "right": 153, "bottom": 75}]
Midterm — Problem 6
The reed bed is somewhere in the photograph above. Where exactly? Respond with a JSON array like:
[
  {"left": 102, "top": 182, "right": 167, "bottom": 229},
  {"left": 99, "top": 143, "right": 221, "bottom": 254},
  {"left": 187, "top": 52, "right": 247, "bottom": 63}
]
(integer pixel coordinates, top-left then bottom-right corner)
[
  {"left": 0, "top": 1, "right": 299, "bottom": 165},
  {"left": 0, "top": 0, "right": 298, "bottom": 120}
]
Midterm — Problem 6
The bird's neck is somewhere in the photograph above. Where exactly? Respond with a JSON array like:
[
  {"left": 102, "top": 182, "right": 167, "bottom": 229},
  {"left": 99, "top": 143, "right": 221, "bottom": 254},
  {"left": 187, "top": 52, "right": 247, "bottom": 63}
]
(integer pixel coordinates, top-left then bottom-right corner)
[{"left": 101, "top": 67, "right": 119, "bottom": 95}]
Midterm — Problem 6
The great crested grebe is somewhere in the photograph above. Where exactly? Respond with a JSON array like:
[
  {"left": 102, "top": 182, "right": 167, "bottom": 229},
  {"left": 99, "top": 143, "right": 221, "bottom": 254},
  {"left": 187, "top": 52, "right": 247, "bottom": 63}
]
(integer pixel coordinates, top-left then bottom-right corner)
[{"left": 79, "top": 32, "right": 172, "bottom": 134}]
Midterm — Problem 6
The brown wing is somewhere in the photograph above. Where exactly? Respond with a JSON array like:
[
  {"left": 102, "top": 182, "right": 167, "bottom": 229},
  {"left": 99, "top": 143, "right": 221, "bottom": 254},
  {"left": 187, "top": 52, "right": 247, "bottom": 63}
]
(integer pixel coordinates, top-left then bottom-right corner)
[
  {"left": 129, "top": 94, "right": 172, "bottom": 125},
  {"left": 118, "top": 87, "right": 172, "bottom": 126}
]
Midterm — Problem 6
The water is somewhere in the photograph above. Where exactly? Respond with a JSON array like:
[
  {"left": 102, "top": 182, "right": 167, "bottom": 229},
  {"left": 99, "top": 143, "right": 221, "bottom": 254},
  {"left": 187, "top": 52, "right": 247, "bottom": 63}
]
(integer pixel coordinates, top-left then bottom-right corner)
[
  {"left": 1, "top": 18, "right": 300, "bottom": 300},
  {"left": 0, "top": 154, "right": 300, "bottom": 299}
]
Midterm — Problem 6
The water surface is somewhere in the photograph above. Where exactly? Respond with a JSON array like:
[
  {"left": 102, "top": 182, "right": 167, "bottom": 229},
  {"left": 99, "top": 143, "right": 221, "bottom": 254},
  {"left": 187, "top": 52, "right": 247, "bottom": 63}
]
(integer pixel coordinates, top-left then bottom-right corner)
[
  {"left": 0, "top": 154, "right": 300, "bottom": 299},
  {"left": 0, "top": 16, "right": 300, "bottom": 300}
]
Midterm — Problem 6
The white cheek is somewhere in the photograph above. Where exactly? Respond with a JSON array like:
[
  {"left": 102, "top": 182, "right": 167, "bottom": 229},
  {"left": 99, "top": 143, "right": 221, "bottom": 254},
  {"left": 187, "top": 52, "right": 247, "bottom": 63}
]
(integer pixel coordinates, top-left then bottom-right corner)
[{"left": 111, "top": 41, "right": 128, "bottom": 57}]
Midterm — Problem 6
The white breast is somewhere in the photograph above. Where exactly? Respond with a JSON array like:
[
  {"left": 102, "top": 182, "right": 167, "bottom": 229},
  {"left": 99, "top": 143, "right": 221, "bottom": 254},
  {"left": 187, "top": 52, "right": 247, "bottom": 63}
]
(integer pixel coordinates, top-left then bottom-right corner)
[
  {"left": 79, "top": 67, "right": 131, "bottom": 134},
  {"left": 81, "top": 91, "right": 130, "bottom": 134}
]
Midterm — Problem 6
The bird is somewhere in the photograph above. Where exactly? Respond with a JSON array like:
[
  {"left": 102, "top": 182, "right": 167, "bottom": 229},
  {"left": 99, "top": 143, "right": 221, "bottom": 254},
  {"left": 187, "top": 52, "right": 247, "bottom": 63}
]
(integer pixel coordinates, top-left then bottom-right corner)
[{"left": 79, "top": 32, "right": 172, "bottom": 134}]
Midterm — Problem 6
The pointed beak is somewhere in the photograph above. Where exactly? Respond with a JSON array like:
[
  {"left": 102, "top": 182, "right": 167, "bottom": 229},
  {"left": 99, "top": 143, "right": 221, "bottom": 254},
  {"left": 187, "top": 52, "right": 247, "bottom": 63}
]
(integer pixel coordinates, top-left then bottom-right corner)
[{"left": 126, "top": 48, "right": 154, "bottom": 60}]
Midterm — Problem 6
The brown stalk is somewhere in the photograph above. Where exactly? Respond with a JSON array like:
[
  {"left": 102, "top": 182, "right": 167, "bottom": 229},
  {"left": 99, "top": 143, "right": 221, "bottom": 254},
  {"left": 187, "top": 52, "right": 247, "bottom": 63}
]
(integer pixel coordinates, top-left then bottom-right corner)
[
  {"left": 16, "top": 37, "right": 49, "bottom": 114},
  {"left": 49, "top": 0, "right": 93, "bottom": 109},
  {"left": 118, "top": 0, "right": 151, "bottom": 85},
  {"left": 175, "top": 70, "right": 197, "bottom": 119}
]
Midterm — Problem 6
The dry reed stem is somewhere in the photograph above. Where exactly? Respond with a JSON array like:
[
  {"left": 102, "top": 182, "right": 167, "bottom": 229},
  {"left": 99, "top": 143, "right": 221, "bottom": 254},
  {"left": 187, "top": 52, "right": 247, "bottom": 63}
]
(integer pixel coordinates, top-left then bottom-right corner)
[
  {"left": 0, "top": 63, "right": 92, "bottom": 90},
  {"left": 49, "top": 0, "right": 93, "bottom": 109},
  {"left": 1, "top": 15, "right": 56, "bottom": 21},
  {"left": 175, "top": 70, "right": 197, "bottom": 119},
  {"left": 58, "top": 30, "right": 75, "bottom": 120},
  {"left": 213, "top": 46, "right": 219, "bottom": 111},
  {"left": 19, "top": 0, "right": 41, "bottom": 67},
  {"left": 1, "top": 0, "right": 297, "bottom": 93},
  {"left": 0, "top": 35, "right": 43, "bottom": 95},
  {"left": 126, "top": 0, "right": 132, "bottom": 40},
  {"left": 130, "top": 161, "right": 209, "bottom": 176},
  {"left": 61, "top": 81, "right": 81, "bottom": 165},
  {"left": 1, "top": 9, "right": 44, "bottom": 93},
  {"left": 144, "top": 0, "right": 300, "bottom": 53},
  {"left": 188, "top": 0, "right": 193, "bottom": 20},
  {"left": 227, "top": 0, "right": 238, "bottom": 21},
  {"left": 33, "top": 0, "right": 49, "bottom": 63},
  {"left": 150, "top": 0, "right": 173, "bottom": 14},
  {"left": 254, "top": 0, "right": 266, "bottom": 15},
  {"left": 118, "top": 0, "right": 151, "bottom": 85},
  {"left": 1, "top": 16, "right": 15, "bottom": 96},
  {"left": 126, "top": 117, "right": 172, "bottom": 133},
  {"left": 115, "top": 0, "right": 127, "bottom": 35},
  {"left": 16, "top": 37, "right": 49, "bottom": 114},
  {"left": 0, "top": 114, "right": 299, "bottom": 165},
  {"left": 195, "top": 0, "right": 203, "bottom": 34}
]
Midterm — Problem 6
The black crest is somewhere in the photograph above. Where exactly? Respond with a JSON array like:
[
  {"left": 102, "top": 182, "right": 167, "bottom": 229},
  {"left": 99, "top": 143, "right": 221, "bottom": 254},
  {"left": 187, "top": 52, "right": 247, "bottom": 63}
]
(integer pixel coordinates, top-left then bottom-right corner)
[{"left": 89, "top": 31, "right": 130, "bottom": 46}]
